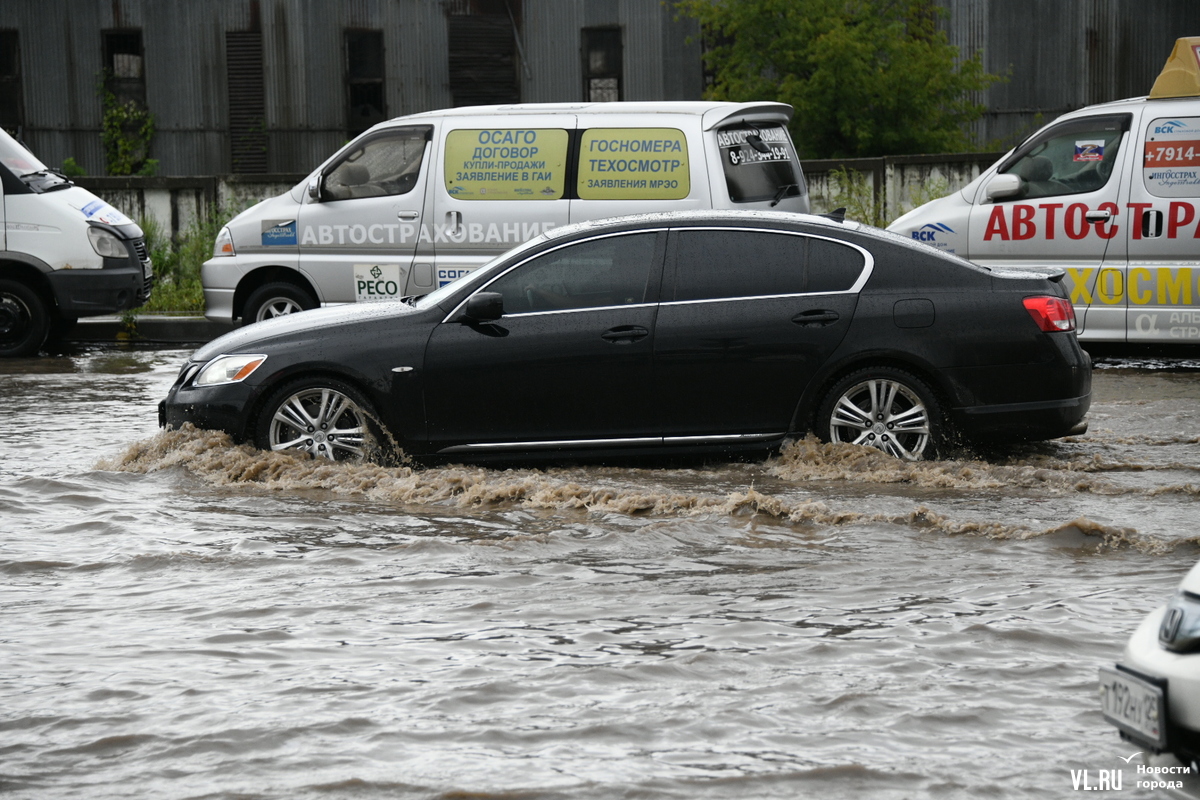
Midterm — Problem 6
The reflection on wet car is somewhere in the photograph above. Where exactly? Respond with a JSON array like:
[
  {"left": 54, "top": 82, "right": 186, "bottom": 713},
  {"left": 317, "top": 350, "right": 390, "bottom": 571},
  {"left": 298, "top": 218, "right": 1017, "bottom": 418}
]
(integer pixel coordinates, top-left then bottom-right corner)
[{"left": 160, "top": 210, "right": 1092, "bottom": 463}]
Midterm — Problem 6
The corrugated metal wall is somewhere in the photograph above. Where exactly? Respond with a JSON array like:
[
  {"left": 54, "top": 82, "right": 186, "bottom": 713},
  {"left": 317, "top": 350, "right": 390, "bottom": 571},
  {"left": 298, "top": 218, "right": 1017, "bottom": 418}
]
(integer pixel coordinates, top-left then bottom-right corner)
[
  {"left": 5, "top": 0, "right": 1190, "bottom": 176},
  {"left": 937, "top": 0, "right": 1200, "bottom": 149}
]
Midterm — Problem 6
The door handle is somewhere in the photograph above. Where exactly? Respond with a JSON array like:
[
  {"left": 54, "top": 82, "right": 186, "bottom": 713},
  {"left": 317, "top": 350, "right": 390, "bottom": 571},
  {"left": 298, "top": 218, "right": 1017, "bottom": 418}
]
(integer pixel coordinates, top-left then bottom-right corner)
[
  {"left": 792, "top": 310, "right": 840, "bottom": 327},
  {"left": 397, "top": 210, "right": 419, "bottom": 220},
  {"left": 1085, "top": 210, "right": 1112, "bottom": 223},
  {"left": 601, "top": 325, "right": 649, "bottom": 344},
  {"left": 446, "top": 210, "right": 462, "bottom": 236}
]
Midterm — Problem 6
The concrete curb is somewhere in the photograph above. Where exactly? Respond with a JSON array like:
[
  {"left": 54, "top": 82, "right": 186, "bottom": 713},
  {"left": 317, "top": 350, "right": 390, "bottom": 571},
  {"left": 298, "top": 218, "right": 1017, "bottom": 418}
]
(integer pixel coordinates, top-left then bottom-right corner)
[{"left": 67, "top": 316, "right": 237, "bottom": 345}]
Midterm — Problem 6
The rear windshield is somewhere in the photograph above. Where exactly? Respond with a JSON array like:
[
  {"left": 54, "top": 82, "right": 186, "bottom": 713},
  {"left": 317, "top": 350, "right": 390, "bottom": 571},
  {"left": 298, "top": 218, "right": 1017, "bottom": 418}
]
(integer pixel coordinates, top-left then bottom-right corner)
[{"left": 715, "top": 123, "right": 806, "bottom": 204}]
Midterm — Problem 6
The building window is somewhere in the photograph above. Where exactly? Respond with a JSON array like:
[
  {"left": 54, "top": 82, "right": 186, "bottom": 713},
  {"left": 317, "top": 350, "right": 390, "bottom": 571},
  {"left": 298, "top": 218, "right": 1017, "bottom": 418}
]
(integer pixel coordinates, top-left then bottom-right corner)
[
  {"left": 582, "top": 27, "right": 622, "bottom": 102},
  {"left": 226, "top": 30, "right": 267, "bottom": 173},
  {"left": 0, "top": 30, "right": 22, "bottom": 138},
  {"left": 103, "top": 30, "right": 146, "bottom": 108},
  {"left": 346, "top": 30, "right": 386, "bottom": 137}
]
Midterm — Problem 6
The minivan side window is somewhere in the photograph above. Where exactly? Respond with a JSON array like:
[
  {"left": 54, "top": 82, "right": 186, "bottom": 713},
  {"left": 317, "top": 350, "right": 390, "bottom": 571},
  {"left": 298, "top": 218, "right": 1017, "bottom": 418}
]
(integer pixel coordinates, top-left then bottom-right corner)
[
  {"left": 323, "top": 127, "right": 429, "bottom": 201},
  {"left": 1142, "top": 116, "right": 1200, "bottom": 198},
  {"left": 443, "top": 128, "right": 570, "bottom": 200},
  {"left": 485, "top": 233, "right": 657, "bottom": 314},
  {"left": 670, "top": 229, "right": 861, "bottom": 301},
  {"left": 715, "top": 123, "right": 804, "bottom": 204},
  {"left": 996, "top": 114, "right": 1131, "bottom": 201},
  {"left": 576, "top": 128, "right": 690, "bottom": 200}
]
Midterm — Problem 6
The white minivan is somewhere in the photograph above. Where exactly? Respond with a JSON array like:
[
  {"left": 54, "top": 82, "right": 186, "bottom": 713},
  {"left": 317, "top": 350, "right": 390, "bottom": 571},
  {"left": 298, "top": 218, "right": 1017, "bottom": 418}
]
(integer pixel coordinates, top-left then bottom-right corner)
[
  {"left": 0, "top": 129, "right": 153, "bottom": 356},
  {"left": 889, "top": 37, "right": 1200, "bottom": 344},
  {"left": 202, "top": 101, "right": 810, "bottom": 325}
]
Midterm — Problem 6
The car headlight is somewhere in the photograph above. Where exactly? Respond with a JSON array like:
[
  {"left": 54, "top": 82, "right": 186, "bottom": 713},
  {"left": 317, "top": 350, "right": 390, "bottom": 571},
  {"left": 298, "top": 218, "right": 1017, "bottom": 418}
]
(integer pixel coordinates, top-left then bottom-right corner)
[
  {"left": 87, "top": 226, "right": 126, "bottom": 259},
  {"left": 1159, "top": 590, "right": 1200, "bottom": 653},
  {"left": 213, "top": 226, "right": 236, "bottom": 257},
  {"left": 194, "top": 354, "right": 267, "bottom": 386}
]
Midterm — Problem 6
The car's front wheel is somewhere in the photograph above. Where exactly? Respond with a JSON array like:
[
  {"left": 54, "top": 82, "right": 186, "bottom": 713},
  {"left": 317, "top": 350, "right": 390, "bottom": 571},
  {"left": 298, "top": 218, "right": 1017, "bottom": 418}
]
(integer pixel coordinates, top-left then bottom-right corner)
[
  {"left": 816, "top": 367, "right": 943, "bottom": 461},
  {"left": 255, "top": 377, "right": 377, "bottom": 462},
  {"left": 243, "top": 281, "right": 317, "bottom": 326},
  {"left": 0, "top": 279, "right": 50, "bottom": 358}
]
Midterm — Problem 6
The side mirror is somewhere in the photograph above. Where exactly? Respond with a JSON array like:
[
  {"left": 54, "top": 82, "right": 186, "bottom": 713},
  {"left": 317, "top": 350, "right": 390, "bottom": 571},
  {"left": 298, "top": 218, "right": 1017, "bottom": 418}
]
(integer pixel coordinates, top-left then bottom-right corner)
[
  {"left": 986, "top": 173, "right": 1022, "bottom": 202},
  {"left": 307, "top": 175, "right": 322, "bottom": 201},
  {"left": 463, "top": 292, "right": 504, "bottom": 322}
]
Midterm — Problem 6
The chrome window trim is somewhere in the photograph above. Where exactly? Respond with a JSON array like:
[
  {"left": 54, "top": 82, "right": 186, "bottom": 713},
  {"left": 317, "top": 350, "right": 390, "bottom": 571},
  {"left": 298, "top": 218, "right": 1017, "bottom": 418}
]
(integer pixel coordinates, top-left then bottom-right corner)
[
  {"left": 439, "top": 432, "right": 784, "bottom": 454},
  {"left": 441, "top": 228, "right": 668, "bottom": 323},
  {"left": 664, "top": 226, "right": 874, "bottom": 303}
]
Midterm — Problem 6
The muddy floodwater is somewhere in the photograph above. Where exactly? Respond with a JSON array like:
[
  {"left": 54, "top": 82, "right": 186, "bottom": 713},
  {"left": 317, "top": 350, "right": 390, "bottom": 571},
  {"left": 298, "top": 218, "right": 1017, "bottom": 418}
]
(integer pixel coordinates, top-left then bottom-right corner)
[{"left": 2, "top": 346, "right": 1200, "bottom": 799}]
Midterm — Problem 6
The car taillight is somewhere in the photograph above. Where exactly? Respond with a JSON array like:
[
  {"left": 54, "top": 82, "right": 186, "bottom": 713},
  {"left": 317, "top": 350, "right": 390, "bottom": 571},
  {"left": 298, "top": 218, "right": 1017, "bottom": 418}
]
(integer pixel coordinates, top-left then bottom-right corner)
[{"left": 1023, "top": 296, "right": 1076, "bottom": 332}]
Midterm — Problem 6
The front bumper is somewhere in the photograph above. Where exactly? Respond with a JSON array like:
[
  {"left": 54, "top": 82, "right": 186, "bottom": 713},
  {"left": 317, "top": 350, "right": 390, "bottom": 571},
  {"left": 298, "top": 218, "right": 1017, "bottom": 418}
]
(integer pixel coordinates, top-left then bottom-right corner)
[
  {"left": 47, "top": 262, "right": 150, "bottom": 316},
  {"left": 160, "top": 371, "right": 260, "bottom": 442},
  {"left": 1115, "top": 606, "right": 1200, "bottom": 765}
]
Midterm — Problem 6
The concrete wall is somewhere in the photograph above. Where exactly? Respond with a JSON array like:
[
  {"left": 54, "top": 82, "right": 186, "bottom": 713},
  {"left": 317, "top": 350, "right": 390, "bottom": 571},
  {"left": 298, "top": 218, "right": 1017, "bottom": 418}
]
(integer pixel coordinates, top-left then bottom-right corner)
[{"left": 77, "top": 151, "right": 1006, "bottom": 241}]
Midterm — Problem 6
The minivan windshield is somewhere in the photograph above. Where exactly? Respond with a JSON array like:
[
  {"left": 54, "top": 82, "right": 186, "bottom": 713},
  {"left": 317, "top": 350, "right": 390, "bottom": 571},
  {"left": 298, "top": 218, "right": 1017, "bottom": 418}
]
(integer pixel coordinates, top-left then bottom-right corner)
[
  {"left": 716, "top": 122, "right": 806, "bottom": 204},
  {"left": 0, "top": 129, "right": 72, "bottom": 193}
]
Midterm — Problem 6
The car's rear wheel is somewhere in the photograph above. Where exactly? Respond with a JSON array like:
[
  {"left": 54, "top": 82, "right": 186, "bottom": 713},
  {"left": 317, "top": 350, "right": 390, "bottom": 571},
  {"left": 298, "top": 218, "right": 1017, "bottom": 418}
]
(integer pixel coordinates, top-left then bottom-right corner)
[
  {"left": 817, "top": 367, "right": 943, "bottom": 461},
  {"left": 255, "top": 377, "right": 377, "bottom": 462},
  {"left": 0, "top": 279, "right": 50, "bottom": 358},
  {"left": 243, "top": 282, "right": 316, "bottom": 326}
]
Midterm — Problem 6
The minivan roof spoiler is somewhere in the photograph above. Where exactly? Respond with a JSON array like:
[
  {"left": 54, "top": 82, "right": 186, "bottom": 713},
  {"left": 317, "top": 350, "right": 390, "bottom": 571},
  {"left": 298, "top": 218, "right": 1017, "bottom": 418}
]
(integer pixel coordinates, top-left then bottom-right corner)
[
  {"left": 1149, "top": 36, "right": 1200, "bottom": 99},
  {"left": 702, "top": 102, "right": 794, "bottom": 130}
]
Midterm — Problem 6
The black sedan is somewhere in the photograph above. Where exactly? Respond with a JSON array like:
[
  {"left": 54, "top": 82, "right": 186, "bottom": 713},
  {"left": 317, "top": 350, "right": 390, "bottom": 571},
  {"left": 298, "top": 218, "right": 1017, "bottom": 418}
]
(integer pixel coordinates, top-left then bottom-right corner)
[{"left": 160, "top": 211, "right": 1091, "bottom": 463}]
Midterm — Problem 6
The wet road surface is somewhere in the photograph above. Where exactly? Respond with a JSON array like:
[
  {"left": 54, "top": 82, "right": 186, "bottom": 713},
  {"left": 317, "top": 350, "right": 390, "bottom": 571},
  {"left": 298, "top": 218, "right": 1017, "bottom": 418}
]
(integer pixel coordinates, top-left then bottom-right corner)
[{"left": 2, "top": 345, "right": 1199, "bottom": 799}]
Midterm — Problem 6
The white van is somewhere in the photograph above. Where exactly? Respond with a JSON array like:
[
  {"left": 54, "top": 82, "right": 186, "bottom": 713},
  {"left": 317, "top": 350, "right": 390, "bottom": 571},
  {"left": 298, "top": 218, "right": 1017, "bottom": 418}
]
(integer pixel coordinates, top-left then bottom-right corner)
[
  {"left": 0, "top": 129, "right": 152, "bottom": 356},
  {"left": 889, "top": 36, "right": 1200, "bottom": 344},
  {"left": 202, "top": 101, "right": 810, "bottom": 325}
]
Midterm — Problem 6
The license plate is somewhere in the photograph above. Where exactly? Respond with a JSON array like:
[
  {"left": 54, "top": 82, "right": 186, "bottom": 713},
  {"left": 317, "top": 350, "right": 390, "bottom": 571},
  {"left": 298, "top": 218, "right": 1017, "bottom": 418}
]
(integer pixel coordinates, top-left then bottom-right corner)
[{"left": 1099, "top": 665, "right": 1167, "bottom": 749}]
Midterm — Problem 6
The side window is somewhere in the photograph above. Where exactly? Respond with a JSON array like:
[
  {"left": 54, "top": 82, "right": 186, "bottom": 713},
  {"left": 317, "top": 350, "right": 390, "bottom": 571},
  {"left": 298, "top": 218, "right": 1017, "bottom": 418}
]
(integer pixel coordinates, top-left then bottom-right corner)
[
  {"left": 485, "top": 233, "right": 657, "bottom": 314},
  {"left": 1142, "top": 116, "right": 1200, "bottom": 198},
  {"left": 576, "top": 128, "right": 690, "bottom": 200},
  {"left": 997, "top": 114, "right": 1130, "bottom": 200},
  {"left": 671, "top": 230, "right": 863, "bottom": 301},
  {"left": 323, "top": 128, "right": 428, "bottom": 201},
  {"left": 443, "top": 128, "right": 569, "bottom": 200},
  {"left": 808, "top": 238, "right": 865, "bottom": 292}
]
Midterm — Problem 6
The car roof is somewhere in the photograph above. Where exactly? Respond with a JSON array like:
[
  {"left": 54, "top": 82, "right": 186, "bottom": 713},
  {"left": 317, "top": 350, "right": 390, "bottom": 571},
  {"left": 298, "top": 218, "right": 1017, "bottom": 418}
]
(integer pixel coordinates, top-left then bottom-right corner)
[{"left": 378, "top": 101, "right": 795, "bottom": 131}]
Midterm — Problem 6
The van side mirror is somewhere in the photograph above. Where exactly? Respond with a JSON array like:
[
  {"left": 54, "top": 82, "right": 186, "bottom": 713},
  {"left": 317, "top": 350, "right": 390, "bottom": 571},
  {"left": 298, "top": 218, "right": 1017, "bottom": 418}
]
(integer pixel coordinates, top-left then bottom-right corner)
[
  {"left": 986, "top": 173, "right": 1022, "bottom": 202},
  {"left": 307, "top": 176, "right": 322, "bottom": 202},
  {"left": 463, "top": 292, "right": 504, "bottom": 322}
]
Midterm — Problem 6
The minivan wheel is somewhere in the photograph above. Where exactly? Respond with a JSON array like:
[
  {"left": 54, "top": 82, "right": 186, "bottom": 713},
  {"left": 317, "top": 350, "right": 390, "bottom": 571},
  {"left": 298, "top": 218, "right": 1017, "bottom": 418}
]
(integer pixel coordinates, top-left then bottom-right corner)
[
  {"left": 243, "top": 282, "right": 317, "bottom": 326},
  {"left": 0, "top": 279, "right": 50, "bottom": 358},
  {"left": 255, "top": 377, "right": 377, "bottom": 462},
  {"left": 817, "top": 367, "right": 943, "bottom": 461}
]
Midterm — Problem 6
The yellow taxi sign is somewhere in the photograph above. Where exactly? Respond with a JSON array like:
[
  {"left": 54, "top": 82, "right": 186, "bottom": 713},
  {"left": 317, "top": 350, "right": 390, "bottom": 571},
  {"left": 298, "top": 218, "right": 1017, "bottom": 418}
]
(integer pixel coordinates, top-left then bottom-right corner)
[{"left": 1149, "top": 36, "right": 1200, "bottom": 99}]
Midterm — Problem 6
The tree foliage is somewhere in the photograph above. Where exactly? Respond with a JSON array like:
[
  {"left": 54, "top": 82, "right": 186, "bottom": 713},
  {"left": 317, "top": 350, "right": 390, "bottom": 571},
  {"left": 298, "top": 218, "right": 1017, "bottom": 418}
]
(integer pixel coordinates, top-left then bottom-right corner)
[{"left": 677, "top": 0, "right": 1000, "bottom": 159}]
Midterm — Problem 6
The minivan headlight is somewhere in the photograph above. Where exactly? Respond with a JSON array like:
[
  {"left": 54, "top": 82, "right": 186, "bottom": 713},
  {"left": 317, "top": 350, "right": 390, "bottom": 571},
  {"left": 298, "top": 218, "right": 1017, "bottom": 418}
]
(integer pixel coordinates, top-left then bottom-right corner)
[
  {"left": 194, "top": 354, "right": 267, "bottom": 386},
  {"left": 87, "top": 226, "right": 126, "bottom": 259},
  {"left": 213, "top": 226, "right": 236, "bottom": 257},
  {"left": 1159, "top": 591, "right": 1200, "bottom": 653}
]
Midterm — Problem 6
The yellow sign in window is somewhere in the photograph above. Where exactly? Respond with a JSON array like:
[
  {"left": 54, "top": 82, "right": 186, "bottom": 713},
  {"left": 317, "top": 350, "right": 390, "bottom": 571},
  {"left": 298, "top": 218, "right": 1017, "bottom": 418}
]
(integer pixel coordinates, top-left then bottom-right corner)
[
  {"left": 577, "top": 128, "right": 690, "bottom": 200},
  {"left": 444, "top": 129, "right": 568, "bottom": 200}
]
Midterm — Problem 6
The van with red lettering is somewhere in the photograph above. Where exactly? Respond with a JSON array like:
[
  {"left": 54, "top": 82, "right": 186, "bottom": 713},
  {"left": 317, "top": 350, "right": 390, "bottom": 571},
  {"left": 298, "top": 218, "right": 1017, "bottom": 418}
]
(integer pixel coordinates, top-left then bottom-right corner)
[
  {"left": 202, "top": 102, "right": 809, "bottom": 325},
  {"left": 888, "top": 36, "right": 1200, "bottom": 343}
]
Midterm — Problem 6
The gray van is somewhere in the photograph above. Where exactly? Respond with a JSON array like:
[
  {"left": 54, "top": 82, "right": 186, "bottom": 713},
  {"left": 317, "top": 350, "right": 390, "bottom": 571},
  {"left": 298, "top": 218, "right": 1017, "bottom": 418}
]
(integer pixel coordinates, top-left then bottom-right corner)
[{"left": 202, "top": 101, "right": 809, "bottom": 324}]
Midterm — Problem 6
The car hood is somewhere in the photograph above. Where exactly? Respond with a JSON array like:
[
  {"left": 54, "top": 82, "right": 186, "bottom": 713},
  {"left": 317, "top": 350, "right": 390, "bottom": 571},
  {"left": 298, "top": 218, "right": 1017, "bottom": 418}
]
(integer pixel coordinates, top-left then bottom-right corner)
[
  {"left": 191, "top": 301, "right": 422, "bottom": 362},
  {"left": 1181, "top": 560, "right": 1200, "bottom": 594}
]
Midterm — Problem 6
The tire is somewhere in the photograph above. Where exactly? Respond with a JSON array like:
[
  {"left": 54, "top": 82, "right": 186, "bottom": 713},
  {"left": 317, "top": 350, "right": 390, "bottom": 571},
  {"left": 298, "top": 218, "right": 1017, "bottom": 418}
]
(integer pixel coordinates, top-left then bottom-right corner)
[
  {"left": 243, "top": 282, "right": 317, "bottom": 326},
  {"left": 254, "top": 377, "right": 381, "bottom": 463},
  {"left": 0, "top": 279, "right": 50, "bottom": 358},
  {"left": 816, "top": 367, "right": 944, "bottom": 461}
]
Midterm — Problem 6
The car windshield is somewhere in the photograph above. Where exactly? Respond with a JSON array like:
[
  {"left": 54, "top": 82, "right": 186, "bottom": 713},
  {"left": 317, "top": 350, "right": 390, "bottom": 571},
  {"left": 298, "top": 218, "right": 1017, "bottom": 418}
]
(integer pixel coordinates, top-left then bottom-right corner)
[
  {"left": 412, "top": 233, "right": 552, "bottom": 311},
  {"left": 0, "top": 129, "right": 71, "bottom": 193}
]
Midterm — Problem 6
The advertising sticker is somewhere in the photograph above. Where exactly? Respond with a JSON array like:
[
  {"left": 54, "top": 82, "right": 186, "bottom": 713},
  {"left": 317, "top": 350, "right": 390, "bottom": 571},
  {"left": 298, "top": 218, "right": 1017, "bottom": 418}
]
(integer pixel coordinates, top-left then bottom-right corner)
[
  {"left": 1143, "top": 117, "right": 1200, "bottom": 197},
  {"left": 354, "top": 263, "right": 407, "bottom": 302},
  {"left": 443, "top": 129, "right": 568, "bottom": 201},
  {"left": 576, "top": 128, "right": 690, "bottom": 200}
]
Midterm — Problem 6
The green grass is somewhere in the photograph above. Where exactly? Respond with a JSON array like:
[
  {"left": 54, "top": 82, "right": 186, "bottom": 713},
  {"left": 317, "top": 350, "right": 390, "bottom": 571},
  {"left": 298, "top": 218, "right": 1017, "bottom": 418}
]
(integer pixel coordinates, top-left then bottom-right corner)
[{"left": 136, "top": 212, "right": 224, "bottom": 316}]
